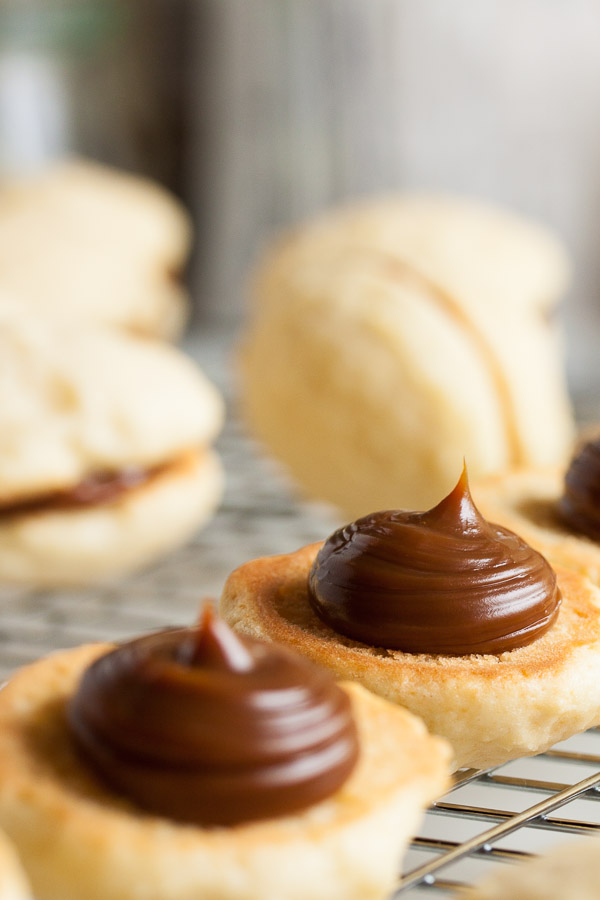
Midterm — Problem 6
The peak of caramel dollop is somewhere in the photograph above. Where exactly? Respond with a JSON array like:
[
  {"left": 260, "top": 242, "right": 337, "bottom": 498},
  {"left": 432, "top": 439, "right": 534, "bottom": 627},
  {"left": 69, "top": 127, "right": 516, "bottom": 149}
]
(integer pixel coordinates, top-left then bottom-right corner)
[
  {"left": 559, "top": 438, "right": 600, "bottom": 541},
  {"left": 308, "top": 467, "right": 561, "bottom": 655},
  {"left": 68, "top": 608, "right": 359, "bottom": 826}
]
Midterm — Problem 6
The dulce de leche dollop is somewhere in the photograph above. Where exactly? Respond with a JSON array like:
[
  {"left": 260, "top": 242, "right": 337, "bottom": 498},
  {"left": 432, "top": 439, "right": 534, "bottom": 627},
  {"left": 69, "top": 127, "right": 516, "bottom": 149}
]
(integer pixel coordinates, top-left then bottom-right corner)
[
  {"left": 308, "top": 467, "right": 561, "bottom": 655},
  {"left": 559, "top": 437, "right": 600, "bottom": 542},
  {"left": 67, "top": 607, "right": 359, "bottom": 827}
]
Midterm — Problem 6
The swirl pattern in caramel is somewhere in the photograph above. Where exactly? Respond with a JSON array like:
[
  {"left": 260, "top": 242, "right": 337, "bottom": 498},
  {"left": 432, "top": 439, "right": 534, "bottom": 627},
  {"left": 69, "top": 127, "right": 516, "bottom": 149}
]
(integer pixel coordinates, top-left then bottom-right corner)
[
  {"left": 67, "top": 608, "right": 359, "bottom": 826},
  {"left": 559, "top": 438, "right": 600, "bottom": 542},
  {"left": 308, "top": 467, "right": 561, "bottom": 655}
]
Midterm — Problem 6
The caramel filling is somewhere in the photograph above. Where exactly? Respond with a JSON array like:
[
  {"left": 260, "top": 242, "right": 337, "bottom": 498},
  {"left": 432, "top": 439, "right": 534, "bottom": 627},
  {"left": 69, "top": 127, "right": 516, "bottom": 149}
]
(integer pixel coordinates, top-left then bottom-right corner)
[
  {"left": 0, "top": 451, "right": 199, "bottom": 518},
  {"left": 308, "top": 466, "right": 561, "bottom": 655},
  {"left": 67, "top": 608, "right": 359, "bottom": 826},
  {"left": 559, "top": 437, "right": 600, "bottom": 541}
]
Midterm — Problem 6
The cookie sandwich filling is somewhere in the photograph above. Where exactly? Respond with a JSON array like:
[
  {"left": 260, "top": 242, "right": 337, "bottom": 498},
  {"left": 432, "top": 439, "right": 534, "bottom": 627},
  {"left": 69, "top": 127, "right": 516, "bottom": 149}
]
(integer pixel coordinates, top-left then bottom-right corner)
[
  {"left": 68, "top": 606, "right": 359, "bottom": 826},
  {"left": 308, "top": 465, "right": 561, "bottom": 655},
  {"left": 0, "top": 449, "right": 205, "bottom": 519},
  {"left": 558, "top": 436, "right": 600, "bottom": 541}
]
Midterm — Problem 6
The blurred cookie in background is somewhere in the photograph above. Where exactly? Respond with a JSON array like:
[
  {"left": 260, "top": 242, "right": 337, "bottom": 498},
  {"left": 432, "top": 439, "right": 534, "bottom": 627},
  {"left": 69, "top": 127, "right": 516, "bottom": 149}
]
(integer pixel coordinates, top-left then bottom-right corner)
[
  {"left": 0, "top": 305, "right": 224, "bottom": 587},
  {"left": 239, "top": 194, "right": 574, "bottom": 517},
  {"left": 0, "top": 159, "right": 192, "bottom": 340},
  {"left": 472, "top": 430, "right": 600, "bottom": 587},
  {"left": 460, "top": 835, "right": 600, "bottom": 899}
]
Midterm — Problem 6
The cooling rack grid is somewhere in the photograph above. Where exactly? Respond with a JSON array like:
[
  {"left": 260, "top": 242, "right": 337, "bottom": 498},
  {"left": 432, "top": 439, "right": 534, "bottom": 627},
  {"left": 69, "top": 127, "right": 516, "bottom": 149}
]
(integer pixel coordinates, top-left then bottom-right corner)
[{"left": 396, "top": 728, "right": 600, "bottom": 897}]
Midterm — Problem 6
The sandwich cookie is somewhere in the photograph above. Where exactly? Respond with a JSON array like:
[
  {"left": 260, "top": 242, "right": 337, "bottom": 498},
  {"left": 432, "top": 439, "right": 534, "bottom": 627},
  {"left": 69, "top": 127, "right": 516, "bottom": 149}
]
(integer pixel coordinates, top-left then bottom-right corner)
[
  {"left": 221, "top": 467, "right": 600, "bottom": 770},
  {"left": 0, "top": 609, "right": 451, "bottom": 900},
  {"left": 0, "top": 305, "right": 223, "bottom": 585},
  {"left": 239, "top": 194, "right": 573, "bottom": 516},
  {"left": 0, "top": 159, "right": 192, "bottom": 339},
  {"left": 460, "top": 836, "right": 600, "bottom": 900},
  {"left": 473, "top": 435, "right": 600, "bottom": 587}
]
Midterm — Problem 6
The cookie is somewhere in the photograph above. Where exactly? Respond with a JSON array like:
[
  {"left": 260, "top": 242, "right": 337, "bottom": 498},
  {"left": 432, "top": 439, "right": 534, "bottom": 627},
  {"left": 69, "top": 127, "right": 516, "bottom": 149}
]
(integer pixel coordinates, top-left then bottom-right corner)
[
  {"left": 0, "top": 624, "right": 450, "bottom": 900},
  {"left": 461, "top": 836, "right": 600, "bottom": 899},
  {"left": 473, "top": 433, "right": 600, "bottom": 587},
  {"left": 221, "top": 472, "right": 600, "bottom": 770},
  {"left": 240, "top": 194, "right": 573, "bottom": 516},
  {"left": 0, "top": 305, "right": 224, "bottom": 584},
  {"left": 0, "top": 159, "right": 192, "bottom": 339}
]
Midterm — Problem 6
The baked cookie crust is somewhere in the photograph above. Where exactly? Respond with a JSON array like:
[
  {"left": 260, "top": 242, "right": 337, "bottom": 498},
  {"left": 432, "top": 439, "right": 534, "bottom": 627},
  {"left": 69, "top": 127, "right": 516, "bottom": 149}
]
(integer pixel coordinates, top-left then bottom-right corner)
[
  {"left": 473, "top": 468, "right": 600, "bottom": 587},
  {"left": 221, "top": 543, "right": 600, "bottom": 770},
  {"left": 461, "top": 836, "right": 600, "bottom": 899},
  {"left": 0, "top": 449, "right": 223, "bottom": 586},
  {"left": 240, "top": 195, "right": 573, "bottom": 515},
  {"left": 0, "top": 644, "right": 450, "bottom": 900}
]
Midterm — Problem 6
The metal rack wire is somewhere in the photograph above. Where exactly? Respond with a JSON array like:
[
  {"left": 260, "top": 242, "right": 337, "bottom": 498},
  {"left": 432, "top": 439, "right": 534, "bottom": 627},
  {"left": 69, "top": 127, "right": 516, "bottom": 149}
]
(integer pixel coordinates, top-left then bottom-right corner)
[{"left": 396, "top": 728, "right": 600, "bottom": 897}]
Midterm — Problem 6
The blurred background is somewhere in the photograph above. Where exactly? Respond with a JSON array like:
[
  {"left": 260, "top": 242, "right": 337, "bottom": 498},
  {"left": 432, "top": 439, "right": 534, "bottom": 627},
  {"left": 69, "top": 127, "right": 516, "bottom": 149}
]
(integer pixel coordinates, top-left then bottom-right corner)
[{"left": 1, "top": 0, "right": 599, "bottom": 408}]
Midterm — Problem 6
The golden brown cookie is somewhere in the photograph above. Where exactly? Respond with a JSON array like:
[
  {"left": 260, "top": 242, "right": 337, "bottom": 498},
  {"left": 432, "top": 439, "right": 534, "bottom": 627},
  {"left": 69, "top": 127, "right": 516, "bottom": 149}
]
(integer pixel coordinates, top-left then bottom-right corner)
[
  {"left": 0, "top": 643, "right": 450, "bottom": 900},
  {"left": 0, "top": 305, "right": 224, "bottom": 585},
  {"left": 472, "top": 468, "right": 600, "bottom": 586},
  {"left": 0, "top": 159, "right": 191, "bottom": 339},
  {"left": 221, "top": 543, "right": 600, "bottom": 770},
  {"left": 240, "top": 194, "right": 573, "bottom": 515},
  {"left": 460, "top": 836, "right": 600, "bottom": 899}
]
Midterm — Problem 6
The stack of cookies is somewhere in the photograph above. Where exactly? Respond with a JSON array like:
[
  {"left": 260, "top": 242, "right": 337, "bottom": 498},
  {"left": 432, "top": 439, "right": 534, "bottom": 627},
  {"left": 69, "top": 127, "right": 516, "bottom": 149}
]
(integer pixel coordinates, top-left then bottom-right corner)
[{"left": 0, "top": 160, "right": 225, "bottom": 587}]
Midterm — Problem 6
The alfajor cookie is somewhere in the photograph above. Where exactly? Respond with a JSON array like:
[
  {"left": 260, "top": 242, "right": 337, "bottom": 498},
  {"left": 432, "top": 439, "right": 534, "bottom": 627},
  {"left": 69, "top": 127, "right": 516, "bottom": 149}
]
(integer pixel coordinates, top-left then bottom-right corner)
[
  {"left": 0, "top": 305, "right": 224, "bottom": 585},
  {"left": 0, "top": 831, "right": 31, "bottom": 900},
  {"left": 0, "top": 613, "right": 451, "bottom": 900},
  {"left": 239, "top": 194, "right": 574, "bottom": 516},
  {"left": 0, "top": 159, "right": 191, "bottom": 339},
  {"left": 221, "top": 470, "right": 600, "bottom": 771},
  {"left": 473, "top": 436, "right": 600, "bottom": 587},
  {"left": 460, "top": 836, "right": 600, "bottom": 899}
]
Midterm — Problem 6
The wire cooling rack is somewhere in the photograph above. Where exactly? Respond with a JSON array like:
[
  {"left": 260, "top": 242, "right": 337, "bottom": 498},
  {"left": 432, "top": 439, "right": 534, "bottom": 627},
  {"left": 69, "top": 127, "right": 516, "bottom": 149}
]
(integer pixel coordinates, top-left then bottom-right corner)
[
  {"left": 396, "top": 728, "right": 600, "bottom": 897},
  {"left": 1, "top": 329, "right": 599, "bottom": 898}
]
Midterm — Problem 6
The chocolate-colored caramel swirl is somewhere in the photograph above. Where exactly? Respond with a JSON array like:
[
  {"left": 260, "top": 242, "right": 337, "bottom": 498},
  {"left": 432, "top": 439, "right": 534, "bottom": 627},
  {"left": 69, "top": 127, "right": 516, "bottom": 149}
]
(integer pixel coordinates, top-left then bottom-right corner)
[
  {"left": 308, "top": 467, "right": 561, "bottom": 655},
  {"left": 68, "top": 608, "right": 359, "bottom": 826},
  {"left": 559, "top": 438, "right": 600, "bottom": 541},
  {"left": 0, "top": 466, "right": 154, "bottom": 517}
]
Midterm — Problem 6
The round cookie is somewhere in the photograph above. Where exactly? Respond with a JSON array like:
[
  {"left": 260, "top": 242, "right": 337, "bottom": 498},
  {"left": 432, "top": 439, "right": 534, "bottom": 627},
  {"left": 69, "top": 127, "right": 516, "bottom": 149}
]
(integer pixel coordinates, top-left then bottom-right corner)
[
  {"left": 0, "top": 643, "right": 451, "bottom": 900},
  {"left": 0, "top": 305, "right": 224, "bottom": 585},
  {"left": 472, "top": 468, "right": 600, "bottom": 587},
  {"left": 220, "top": 543, "right": 600, "bottom": 771},
  {"left": 0, "top": 159, "right": 192, "bottom": 339},
  {"left": 0, "top": 450, "right": 223, "bottom": 586},
  {"left": 0, "top": 831, "right": 31, "bottom": 900},
  {"left": 239, "top": 194, "right": 573, "bottom": 515},
  {"left": 461, "top": 836, "right": 600, "bottom": 899}
]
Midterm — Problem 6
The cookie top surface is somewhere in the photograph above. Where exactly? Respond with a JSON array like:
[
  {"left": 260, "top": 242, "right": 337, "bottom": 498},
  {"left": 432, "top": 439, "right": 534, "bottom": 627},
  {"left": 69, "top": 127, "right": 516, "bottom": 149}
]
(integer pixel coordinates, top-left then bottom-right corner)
[
  {"left": 256, "top": 194, "right": 569, "bottom": 316},
  {"left": 0, "top": 159, "right": 191, "bottom": 267},
  {"left": 0, "top": 306, "right": 223, "bottom": 502},
  {"left": 221, "top": 542, "right": 600, "bottom": 683},
  {"left": 0, "top": 642, "right": 449, "bottom": 850},
  {"left": 0, "top": 160, "right": 192, "bottom": 335},
  {"left": 464, "top": 836, "right": 600, "bottom": 900}
]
